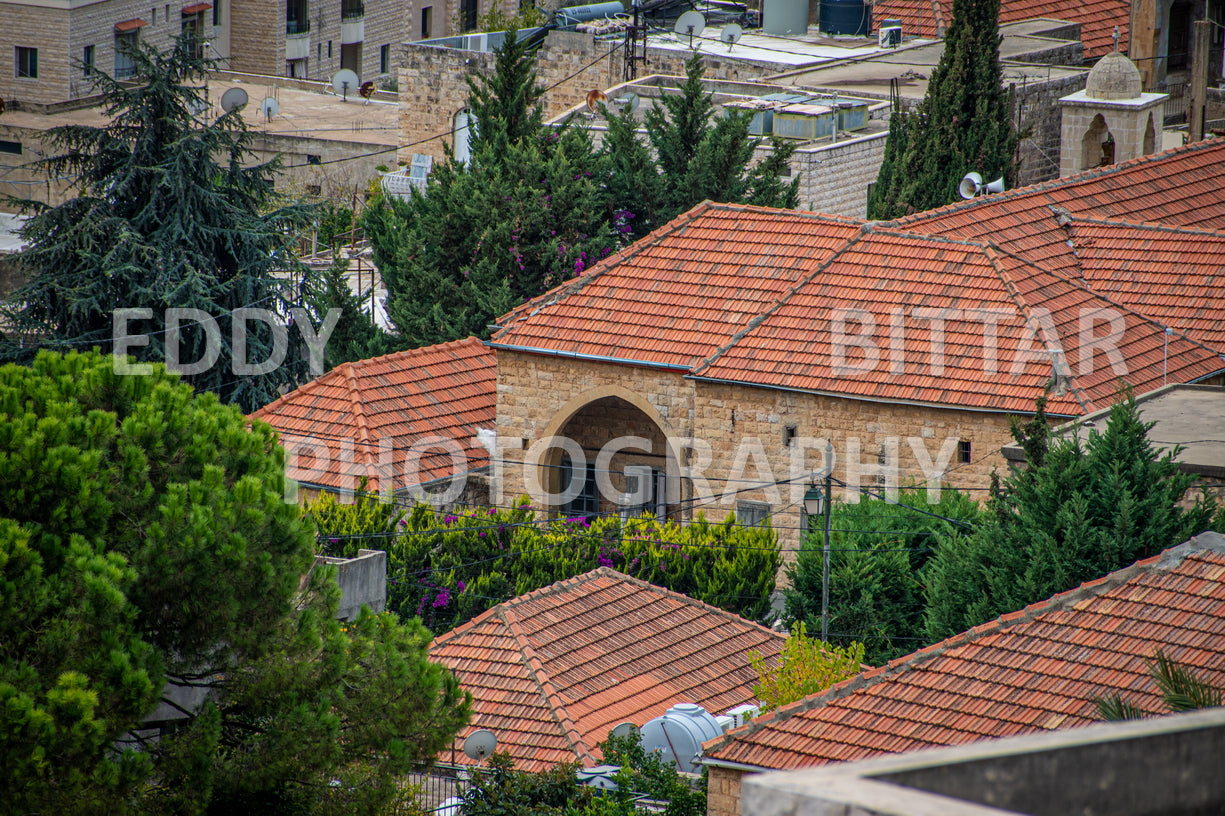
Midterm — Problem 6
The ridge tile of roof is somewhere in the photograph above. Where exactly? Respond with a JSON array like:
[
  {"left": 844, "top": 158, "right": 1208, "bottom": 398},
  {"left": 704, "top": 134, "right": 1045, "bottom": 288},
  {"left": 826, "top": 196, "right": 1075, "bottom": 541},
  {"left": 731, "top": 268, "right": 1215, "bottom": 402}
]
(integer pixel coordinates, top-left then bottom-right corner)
[
  {"left": 701, "top": 531, "right": 1225, "bottom": 771},
  {"left": 489, "top": 202, "right": 866, "bottom": 370},
  {"left": 430, "top": 567, "right": 786, "bottom": 773},
  {"left": 250, "top": 336, "right": 496, "bottom": 492}
]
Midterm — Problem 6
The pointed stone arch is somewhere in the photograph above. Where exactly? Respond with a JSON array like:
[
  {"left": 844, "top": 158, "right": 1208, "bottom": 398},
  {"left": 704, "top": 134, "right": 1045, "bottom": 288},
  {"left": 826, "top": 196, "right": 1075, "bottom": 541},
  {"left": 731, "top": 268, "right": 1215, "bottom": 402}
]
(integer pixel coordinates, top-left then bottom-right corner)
[{"left": 1080, "top": 113, "right": 1114, "bottom": 171}]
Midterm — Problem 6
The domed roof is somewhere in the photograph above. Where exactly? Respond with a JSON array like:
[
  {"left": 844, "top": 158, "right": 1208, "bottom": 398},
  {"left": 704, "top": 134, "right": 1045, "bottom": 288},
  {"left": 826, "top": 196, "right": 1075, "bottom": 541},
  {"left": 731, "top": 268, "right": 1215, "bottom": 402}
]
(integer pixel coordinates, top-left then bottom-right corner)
[{"left": 1086, "top": 51, "right": 1143, "bottom": 100}]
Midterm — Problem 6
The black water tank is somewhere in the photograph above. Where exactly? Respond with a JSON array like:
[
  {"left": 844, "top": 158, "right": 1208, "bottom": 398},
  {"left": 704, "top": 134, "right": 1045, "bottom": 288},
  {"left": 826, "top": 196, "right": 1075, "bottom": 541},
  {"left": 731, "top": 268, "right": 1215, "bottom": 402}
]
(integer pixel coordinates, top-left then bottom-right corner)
[{"left": 819, "top": 0, "right": 869, "bottom": 35}]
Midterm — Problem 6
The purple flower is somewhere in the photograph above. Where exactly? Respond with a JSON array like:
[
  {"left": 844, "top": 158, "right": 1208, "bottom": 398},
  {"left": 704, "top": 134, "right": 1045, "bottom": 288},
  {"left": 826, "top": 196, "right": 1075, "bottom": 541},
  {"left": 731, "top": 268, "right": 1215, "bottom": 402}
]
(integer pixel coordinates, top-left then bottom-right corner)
[
  {"left": 433, "top": 589, "right": 451, "bottom": 608},
  {"left": 575, "top": 258, "right": 586, "bottom": 275},
  {"left": 458, "top": 580, "right": 467, "bottom": 591},
  {"left": 487, "top": 508, "right": 497, "bottom": 516},
  {"left": 597, "top": 548, "right": 613, "bottom": 568},
  {"left": 479, "top": 531, "right": 487, "bottom": 537},
  {"left": 443, "top": 514, "right": 458, "bottom": 526},
  {"left": 399, "top": 519, "right": 407, "bottom": 527}
]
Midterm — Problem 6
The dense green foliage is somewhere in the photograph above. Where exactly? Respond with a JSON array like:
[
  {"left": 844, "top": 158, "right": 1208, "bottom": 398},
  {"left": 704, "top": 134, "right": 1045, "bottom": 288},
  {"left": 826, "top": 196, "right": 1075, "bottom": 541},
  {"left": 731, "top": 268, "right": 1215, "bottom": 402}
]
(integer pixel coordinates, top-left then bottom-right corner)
[
  {"left": 867, "top": 0, "right": 1019, "bottom": 218},
  {"left": 364, "top": 30, "right": 622, "bottom": 350},
  {"left": 0, "top": 351, "right": 469, "bottom": 814},
  {"left": 601, "top": 56, "right": 800, "bottom": 240},
  {"left": 2, "top": 37, "right": 318, "bottom": 412},
  {"left": 312, "top": 499, "right": 781, "bottom": 633},
  {"left": 750, "top": 623, "right": 864, "bottom": 712},
  {"left": 458, "top": 729, "right": 704, "bottom": 816},
  {"left": 923, "top": 395, "right": 1220, "bottom": 642},
  {"left": 365, "top": 37, "right": 800, "bottom": 350},
  {"left": 784, "top": 487, "right": 986, "bottom": 664}
]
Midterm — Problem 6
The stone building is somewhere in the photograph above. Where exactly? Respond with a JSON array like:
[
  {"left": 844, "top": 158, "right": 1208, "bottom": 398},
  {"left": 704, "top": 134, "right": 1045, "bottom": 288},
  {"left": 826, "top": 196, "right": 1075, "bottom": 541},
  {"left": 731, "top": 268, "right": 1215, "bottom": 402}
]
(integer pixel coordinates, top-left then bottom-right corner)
[
  {"left": 1059, "top": 48, "right": 1166, "bottom": 176},
  {"left": 0, "top": 0, "right": 218, "bottom": 107}
]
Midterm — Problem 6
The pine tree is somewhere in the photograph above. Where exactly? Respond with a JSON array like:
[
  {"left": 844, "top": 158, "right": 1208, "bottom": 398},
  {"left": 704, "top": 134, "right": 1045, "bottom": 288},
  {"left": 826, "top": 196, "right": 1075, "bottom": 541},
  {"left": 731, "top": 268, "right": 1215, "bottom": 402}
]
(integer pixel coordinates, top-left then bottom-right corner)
[
  {"left": 0, "top": 350, "right": 469, "bottom": 813},
  {"left": 603, "top": 55, "right": 800, "bottom": 238},
  {"left": 304, "top": 254, "right": 389, "bottom": 370},
  {"left": 2, "top": 37, "right": 319, "bottom": 412},
  {"left": 923, "top": 395, "right": 1222, "bottom": 641},
  {"left": 364, "top": 30, "right": 621, "bottom": 350},
  {"left": 868, "top": 0, "right": 1019, "bottom": 218}
]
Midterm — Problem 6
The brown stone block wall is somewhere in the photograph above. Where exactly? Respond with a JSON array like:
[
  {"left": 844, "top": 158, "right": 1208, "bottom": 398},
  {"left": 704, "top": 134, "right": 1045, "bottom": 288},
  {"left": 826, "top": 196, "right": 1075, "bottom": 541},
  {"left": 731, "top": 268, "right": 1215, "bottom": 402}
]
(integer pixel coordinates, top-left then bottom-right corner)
[
  {"left": 0, "top": 4, "right": 70, "bottom": 104},
  {"left": 706, "top": 767, "right": 746, "bottom": 816},
  {"left": 229, "top": 0, "right": 281, "bottom": 75}
]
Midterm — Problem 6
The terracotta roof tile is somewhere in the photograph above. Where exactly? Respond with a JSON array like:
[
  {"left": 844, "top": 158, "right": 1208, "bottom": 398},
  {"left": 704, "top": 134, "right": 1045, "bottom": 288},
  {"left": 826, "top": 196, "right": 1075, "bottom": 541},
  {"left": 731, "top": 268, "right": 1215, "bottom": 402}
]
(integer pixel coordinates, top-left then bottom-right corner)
[
  {"left": 702, "top": 533, "right": 1225, "bottom": 770},
  {"left": 490, "top": 140, "right": 1225, "bottom": 417},
  {"left": 250, "top": 337, "right": 496, "bottom": 492},
  {"left": 429, "top": 568, "right": 785, "bottom": 772},
  {"left": 872, "top": 0, "right": 1128, "bottom": 57}
]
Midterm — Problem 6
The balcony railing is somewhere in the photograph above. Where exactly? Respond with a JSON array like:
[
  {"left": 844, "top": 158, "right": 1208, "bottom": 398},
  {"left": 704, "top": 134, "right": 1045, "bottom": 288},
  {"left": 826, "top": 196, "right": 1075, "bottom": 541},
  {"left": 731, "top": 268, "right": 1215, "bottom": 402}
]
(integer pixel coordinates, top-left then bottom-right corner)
[
  {"left": 286, "top": 18, "right": 311, "bottom": 35},
  {"left": 341, "top": 1, "right": 364, "bottom": 19}
]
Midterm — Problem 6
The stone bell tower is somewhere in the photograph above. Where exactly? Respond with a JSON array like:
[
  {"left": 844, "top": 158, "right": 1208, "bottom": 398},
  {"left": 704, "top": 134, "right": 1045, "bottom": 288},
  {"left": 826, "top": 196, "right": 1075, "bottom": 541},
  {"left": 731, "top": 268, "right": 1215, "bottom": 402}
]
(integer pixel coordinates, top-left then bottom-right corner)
[{"left": 1058, "top": 37, "right": 1168, "bottom": 177}]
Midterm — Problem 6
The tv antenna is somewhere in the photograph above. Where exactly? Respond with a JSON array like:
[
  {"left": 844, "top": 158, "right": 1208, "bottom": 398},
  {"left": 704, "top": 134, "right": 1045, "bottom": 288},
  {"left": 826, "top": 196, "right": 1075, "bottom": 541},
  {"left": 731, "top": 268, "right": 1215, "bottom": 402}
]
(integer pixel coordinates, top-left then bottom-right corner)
[
  {"left": 260, "top": 96, "right": 279, "bottom": 121},
  {"left": 721, "top": 23, "right": 743, "bottom": 51},
  {"left": 463, "top": 729, "right": 498, "bottom": 761},
  {"left": 219, "top": 87, "right": 248, "bottom": 114},
  {"left": 674, "top": 11, "right": 705, "bottom": 49},
  {"left": 331, "top": 69, "right": 360, "bottom": 101},
  {"left": 958, "top": 171, "right": 1005, "bottom": 199}
]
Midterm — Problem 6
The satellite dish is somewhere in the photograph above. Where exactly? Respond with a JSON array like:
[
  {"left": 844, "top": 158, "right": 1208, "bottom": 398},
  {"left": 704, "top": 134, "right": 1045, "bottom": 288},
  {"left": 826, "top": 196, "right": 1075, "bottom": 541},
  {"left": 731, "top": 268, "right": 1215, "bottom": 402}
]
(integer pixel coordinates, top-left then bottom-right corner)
[
  {"left": 359, "top": 80, "right": 376, "bottom": 100},
  {"left": 187, "top": 96, "right": 208, "bottom": 116},
  {"left": 463, "top": 729, "right": 498, "bottom": 761},
  {"left": 613, "top": 92, "right": 640, "bottom": 114},
  {"left": 958, "top": 171, "right": 983, "bottom": 200},
  {"left": 721, "top": 23, "right": 743, "bottom": 49},
  {"left": 332, "top": 69, "right": 360, "bottom": 100},
  {"left": 675, "top": 10, "right": 706, "bottom": 46},
  {"left": 260, "top": 97, "right": 279, "bottom": 119},
  {"left": 609, "top": 722, "right": 637, "bottom": 741},
  {"left": 220, "top": 87, "right": 248, "bottom": 113}
]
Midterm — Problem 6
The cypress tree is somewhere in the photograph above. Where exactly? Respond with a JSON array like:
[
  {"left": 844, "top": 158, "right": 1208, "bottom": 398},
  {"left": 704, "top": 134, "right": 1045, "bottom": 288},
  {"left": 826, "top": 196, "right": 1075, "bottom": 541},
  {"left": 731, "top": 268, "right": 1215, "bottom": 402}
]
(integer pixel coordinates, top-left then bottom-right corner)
[{"left": 868, "top": 0, "right": 1019, "bottom": 218}]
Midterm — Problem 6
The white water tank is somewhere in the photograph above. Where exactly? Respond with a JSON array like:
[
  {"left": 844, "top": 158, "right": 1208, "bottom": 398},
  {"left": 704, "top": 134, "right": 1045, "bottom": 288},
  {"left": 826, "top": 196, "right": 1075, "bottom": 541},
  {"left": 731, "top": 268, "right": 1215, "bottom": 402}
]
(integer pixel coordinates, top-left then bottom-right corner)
[
  {"left": 640, "top": 703, "right": 722, "bottom": 772},
  {"left": 764, "top": 0, "right": 808, "bottom": 35}
]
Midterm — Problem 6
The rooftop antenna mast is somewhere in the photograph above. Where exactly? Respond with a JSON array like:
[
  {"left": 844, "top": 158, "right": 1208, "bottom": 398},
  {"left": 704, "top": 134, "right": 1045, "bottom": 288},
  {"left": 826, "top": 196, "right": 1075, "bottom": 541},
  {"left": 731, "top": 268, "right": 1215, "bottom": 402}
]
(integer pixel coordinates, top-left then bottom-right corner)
[{"left": 623, "top": 0, "right": 647, "bottom": 81}]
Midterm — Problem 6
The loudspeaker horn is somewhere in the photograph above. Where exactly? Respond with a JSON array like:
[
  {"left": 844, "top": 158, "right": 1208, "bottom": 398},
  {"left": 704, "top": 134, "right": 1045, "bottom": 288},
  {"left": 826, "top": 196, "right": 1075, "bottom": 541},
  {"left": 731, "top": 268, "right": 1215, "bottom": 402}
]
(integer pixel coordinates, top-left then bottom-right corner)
[
  {"left": 983, "top": 176, "right": 1006, "bottom": 194},
  {"left": 958, "top": 171, "right": 982, "bottom": 200}
]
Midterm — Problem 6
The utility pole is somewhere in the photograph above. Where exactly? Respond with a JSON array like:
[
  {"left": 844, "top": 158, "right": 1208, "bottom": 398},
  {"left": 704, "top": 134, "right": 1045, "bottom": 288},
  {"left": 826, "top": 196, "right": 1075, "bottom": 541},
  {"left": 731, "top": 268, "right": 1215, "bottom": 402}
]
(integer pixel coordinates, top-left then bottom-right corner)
[
  {"left": 1189, "top": 20, "right": 1211, "bottom": 142},
  {"left": 821, "top": 440, "right": 834, "bottom": 642}
]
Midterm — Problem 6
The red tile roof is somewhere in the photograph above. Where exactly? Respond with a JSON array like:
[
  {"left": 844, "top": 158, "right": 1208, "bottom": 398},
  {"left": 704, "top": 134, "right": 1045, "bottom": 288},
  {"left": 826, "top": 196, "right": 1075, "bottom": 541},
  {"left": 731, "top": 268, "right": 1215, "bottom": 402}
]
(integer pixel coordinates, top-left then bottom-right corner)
[
  {"left": 492, "top": 204, "right": 863, "bottom": 369},
  {"left": 872, "top": 0, "right": 1129, "bottom": 58},
  {"left": 492, "top": 140, "right": 1225, "bottom": 418},
  {"left": 701, "top": 532, "right": 1225, "bottom": 770},
  {"left": 429, "top": 568, "right": 785, "bottom": 772},
  {"left": 250, "top": 337, "right": 496, "bottom": 493}
]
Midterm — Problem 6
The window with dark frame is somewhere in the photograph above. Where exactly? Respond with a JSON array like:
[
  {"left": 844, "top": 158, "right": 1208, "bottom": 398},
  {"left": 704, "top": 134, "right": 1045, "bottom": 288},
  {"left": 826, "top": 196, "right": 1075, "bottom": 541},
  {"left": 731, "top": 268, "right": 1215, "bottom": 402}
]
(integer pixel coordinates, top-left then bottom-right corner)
[
  {"left": 115, "top": 30, "right": 139, "bottom": 79},
  {"left": 420, "top": 6, "right": 432, "bottom": 38},
  {"left": 83, "top": 45, "right": 95, "bottom": 77},
  {"left": 459, "top": 0, "right": 477, "bottom": 31},
  {"left": 15, "top": 47, "right": 37, "bottom": 78},
  {"left": 784, "top": 424, "right": 798, "bottom": 447},
  {"left": 0, "top": 141, "right": 22, "bottom": 155},
  {"left": 958, "top": 439, "right": 972, "bottom": 464},
  {"left": 736, "top": 501, "right": 771, "bottom": 528},
  {"left": 380, "top": 43, "right": 390, "bottom": 74}
]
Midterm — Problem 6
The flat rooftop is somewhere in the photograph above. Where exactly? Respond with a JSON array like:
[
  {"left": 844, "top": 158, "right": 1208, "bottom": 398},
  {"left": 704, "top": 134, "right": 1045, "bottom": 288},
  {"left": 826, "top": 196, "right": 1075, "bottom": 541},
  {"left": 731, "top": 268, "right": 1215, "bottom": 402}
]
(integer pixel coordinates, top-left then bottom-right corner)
[
  {"left": 646, "top": 26, "right": 892, "bottom": 67},
  {"left": 0, "top": 76, "right": 399, "bottom": 147}
]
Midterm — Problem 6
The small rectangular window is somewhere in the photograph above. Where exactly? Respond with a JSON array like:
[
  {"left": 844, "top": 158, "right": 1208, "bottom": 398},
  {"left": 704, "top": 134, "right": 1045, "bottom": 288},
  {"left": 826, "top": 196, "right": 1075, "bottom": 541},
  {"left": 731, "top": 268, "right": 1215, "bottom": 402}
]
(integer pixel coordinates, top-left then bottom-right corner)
[
  {"left": 736, "top": 501, "right": 771, "bottom": 528},
  {"left": 151, "top": 7, "right": 156, "bottom": 24},
  {"left": 958, "top": 439, "right": 972, "bottom": 464},
  {"left": 783, "top": 424, "right": 797, "bottom": 447},
  {"left": 305, "top": 184, "right": 322, "bottom": 195},
  {"left": 380, "top": 43, "right": 390, "bottom": 74},
  {"left": 0, "top": 141, "right": 22, "bottom": 155},
  {"left": 421, "top": 6, "right": 432, "bottom": 38},
  {"left": 213, "top": 0, "right": 221, "bottom": 26},
  {"left": 83, "top": 45, "right": 95, "bottom": 77},
  {"left": 15, "top": 47, "right": 38, "bottom": 79},
  {"left": 327, "top": 41, "right": 332, "bottom": 58},
  {"left": 306, "top": 154, "right": 322, "bottom": 165}
]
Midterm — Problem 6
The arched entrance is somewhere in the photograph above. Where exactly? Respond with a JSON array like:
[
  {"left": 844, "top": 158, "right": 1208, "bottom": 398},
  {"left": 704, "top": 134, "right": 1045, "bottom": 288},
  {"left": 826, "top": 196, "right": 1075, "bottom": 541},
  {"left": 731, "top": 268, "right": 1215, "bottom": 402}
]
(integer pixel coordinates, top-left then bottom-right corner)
[
  {"left": 533, "top": 391, "right": 683, "bottom": 521},
  {"left": 1080, "top": 114, "right": 1115, "bottom": 171}
]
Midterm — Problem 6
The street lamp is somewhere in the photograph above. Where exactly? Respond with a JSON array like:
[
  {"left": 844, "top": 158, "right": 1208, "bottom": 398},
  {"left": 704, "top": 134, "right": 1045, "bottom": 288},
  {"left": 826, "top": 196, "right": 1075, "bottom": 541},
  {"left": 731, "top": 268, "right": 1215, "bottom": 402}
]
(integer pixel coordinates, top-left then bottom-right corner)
[{"left": 804, "top": 441, "right": 835, "bottom": 642}]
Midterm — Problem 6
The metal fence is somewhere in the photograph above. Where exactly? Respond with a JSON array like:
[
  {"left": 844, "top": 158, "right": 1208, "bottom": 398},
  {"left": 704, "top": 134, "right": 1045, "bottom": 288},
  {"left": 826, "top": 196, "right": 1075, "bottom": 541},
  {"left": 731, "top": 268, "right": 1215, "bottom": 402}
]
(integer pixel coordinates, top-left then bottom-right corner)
[{"left": 1146, "top": 81, "right": 1189, "bottom": 125}]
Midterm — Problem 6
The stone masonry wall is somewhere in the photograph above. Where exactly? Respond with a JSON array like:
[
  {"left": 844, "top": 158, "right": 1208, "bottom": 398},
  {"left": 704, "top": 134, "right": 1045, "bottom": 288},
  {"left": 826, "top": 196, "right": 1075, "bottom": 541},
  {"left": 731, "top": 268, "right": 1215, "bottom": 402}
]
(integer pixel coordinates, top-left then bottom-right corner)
[
  {"left": 494, "top": 350, "right": 1021, "bottom": 559},
  {"left": 792, "top": 129, "right": 888, "bottom": 217},
  {"left": 1014, "top": 71, "right": 1088, "bottom": 186},
  {"left": 0, "top": 3, "right": 70, "bottom": 105},
  {"left": 707, "top": 767, "right": 746, "bottom": 816},
  {"left": 229, "top": 0, "right": 281, "bottom": 76}
]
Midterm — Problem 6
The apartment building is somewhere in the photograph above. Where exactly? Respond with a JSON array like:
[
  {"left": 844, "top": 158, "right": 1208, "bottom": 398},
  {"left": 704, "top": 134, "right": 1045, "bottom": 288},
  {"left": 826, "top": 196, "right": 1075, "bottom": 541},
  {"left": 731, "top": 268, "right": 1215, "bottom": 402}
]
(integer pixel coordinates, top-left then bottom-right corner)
[{"left": 0, "top": 0, "right": 217, "bottom": 106}]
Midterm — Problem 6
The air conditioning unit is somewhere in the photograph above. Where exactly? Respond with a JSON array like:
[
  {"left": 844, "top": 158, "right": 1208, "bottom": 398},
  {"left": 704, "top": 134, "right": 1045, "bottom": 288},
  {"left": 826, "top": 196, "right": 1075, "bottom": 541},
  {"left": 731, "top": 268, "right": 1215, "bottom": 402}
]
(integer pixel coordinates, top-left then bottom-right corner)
[
  {"left": 725, "top": 704, "right": 760, "bottom": 729},
  {"left": 878, "top": 20, "right": 902, "bottom": 47}
]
